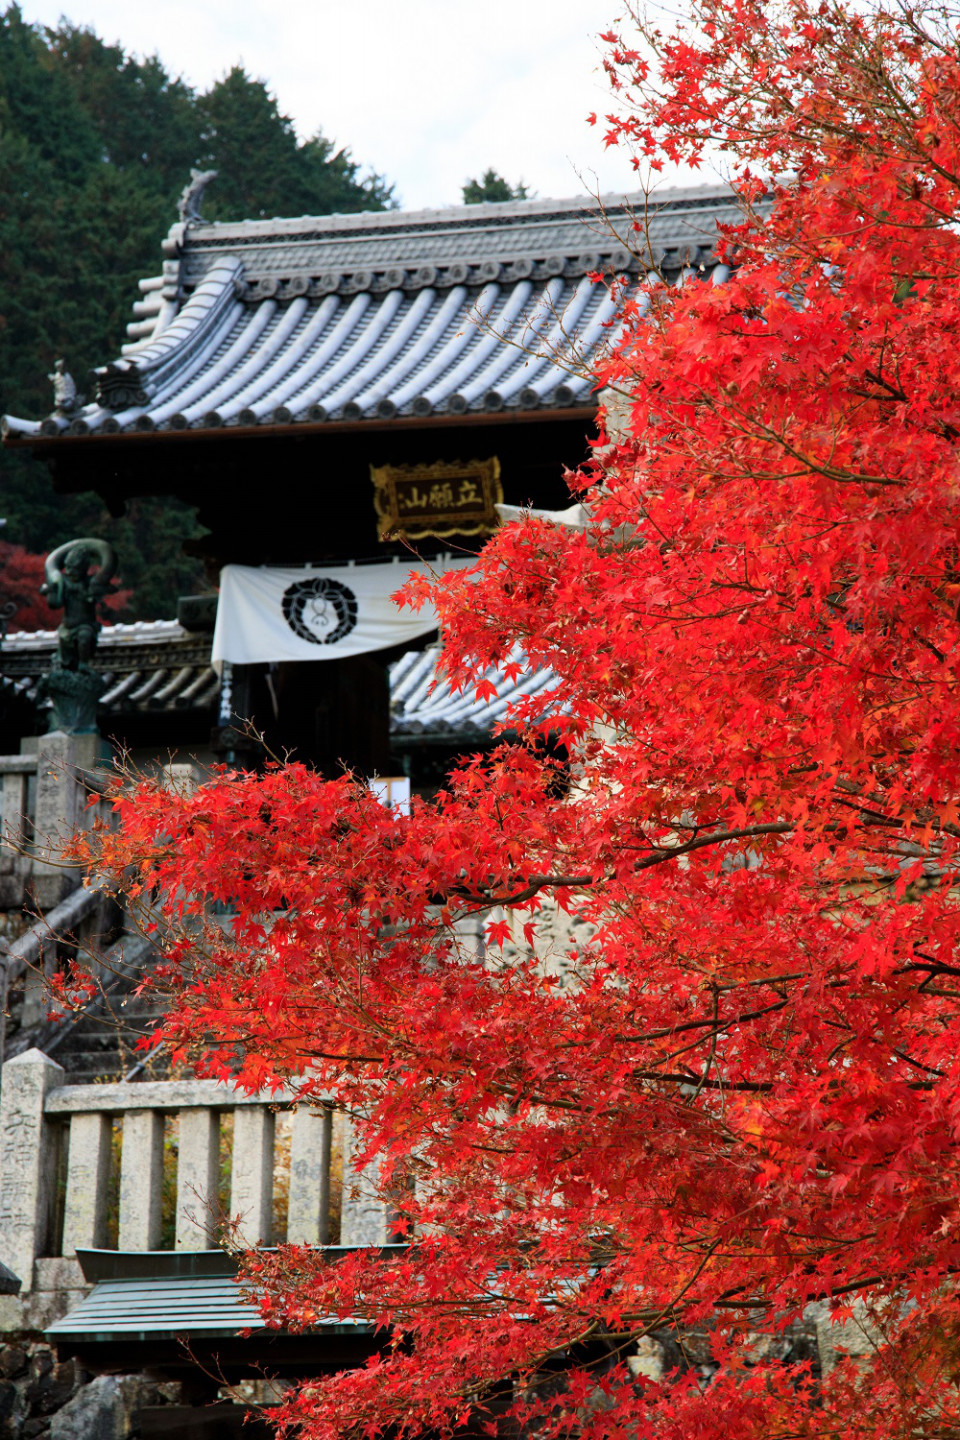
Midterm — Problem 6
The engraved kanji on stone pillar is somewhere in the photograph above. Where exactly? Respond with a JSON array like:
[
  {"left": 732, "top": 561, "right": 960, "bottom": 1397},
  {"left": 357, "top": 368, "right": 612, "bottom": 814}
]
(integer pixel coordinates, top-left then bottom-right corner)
[
  {"left": 340, "top": 1115, "right": 389, "bottom": 1247},
  {"left": 0, "top": 1049, "right": 64, "bottom": 1287},
  {"left": 62, "top": 1112, "right": 112, "bottom": 1255}
]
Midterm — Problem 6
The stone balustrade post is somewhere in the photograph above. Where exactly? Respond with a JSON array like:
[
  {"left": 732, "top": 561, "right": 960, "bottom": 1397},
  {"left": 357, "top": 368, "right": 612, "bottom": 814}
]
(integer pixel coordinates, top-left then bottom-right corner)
[
  {"left": 20, "top": 933, "right": 53, "bottom": 1031},
  {"left": 0, "top": 1049, "right": 64, "bottom": 1286},
  {"left": 160, "top": 763, "right": 199, "bottom": 796},
  {"left": 0, "top": 759, "right": 34, "bottom": 908},
  {"left": 119, "top": 1110, "right": 164, "bottom": 1250},
  {"left": 230, "top": 1108, "right": 274, "bottom": 1245},
  {"left": 287, "top": 1106, "right": 332, "bottom": 1245},
  {"left": 340, "top": 1115, "right": 389, "bottom": 1247},
  {"left": 62, "top": 1112, "right": 112, "bottom": 1254},
  {"left": 176, "top": 1108, "right": 220, "bottom": 1249},
  {"left": 32, "top": 732, "right": 101, "bottom": 909}
]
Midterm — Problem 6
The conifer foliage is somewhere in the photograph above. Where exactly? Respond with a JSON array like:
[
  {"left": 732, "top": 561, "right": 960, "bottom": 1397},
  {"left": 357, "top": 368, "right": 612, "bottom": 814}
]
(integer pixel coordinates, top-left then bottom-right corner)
[
  {"left": 462, "top": 168, "right": 534, "bottom": 203},
  {"left": 81, "top": 1, "right": 960, "bottom": 1436},
  {"left": 0, "top": 6, "right": 392, "bottom": 616}
]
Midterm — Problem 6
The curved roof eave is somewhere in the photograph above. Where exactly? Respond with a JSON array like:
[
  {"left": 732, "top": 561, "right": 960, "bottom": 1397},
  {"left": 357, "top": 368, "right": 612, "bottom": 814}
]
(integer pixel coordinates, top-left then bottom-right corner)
[{"left": 2, "top": 186, "right": 741, "bottom": 445}]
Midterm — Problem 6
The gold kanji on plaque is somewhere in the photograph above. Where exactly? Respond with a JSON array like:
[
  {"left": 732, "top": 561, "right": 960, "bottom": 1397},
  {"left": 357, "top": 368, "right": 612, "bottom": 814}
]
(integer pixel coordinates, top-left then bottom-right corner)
[{"left": 371, "top": 458, "right": 503, "bottom": 540}]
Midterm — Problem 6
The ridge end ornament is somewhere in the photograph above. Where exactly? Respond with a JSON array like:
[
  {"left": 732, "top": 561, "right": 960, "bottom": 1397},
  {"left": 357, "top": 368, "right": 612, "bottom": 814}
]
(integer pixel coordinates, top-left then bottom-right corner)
[
  {"left": 47, "top": 359, "right": 84, "bottom": 419},
  {"left": 371, "top": 457, "right": 503, "bottom": 541},
  {"left": 177, "top": 168, "right": 218, "bottom": 225}
]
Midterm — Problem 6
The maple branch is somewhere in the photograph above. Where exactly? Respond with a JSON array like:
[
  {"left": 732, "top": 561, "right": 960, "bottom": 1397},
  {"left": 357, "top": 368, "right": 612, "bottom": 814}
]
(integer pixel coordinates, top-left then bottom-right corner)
[{"left": 458, "top": 823, "right": 794, "bottom": 906}]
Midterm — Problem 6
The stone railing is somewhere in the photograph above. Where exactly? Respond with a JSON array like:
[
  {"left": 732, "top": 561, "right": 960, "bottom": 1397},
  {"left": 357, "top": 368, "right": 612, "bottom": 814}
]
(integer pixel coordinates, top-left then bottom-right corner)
[
  {"left": 0, "top": 733, "right": 114, "bottom": 913},
  {"left": 0, "top": 884, "right": 123, "bottom": 1052},
  {"left": 0, "top": 736, "right": 126, "bottom": 1062},
  {"left": 0, "top": 1049, "right": 390, "bottom": 1322}
]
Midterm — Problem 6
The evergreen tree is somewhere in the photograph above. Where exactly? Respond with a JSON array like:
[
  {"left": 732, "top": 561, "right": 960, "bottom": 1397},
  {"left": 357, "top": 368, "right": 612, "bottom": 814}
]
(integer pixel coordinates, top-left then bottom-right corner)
[
  {"left": 462, "top": 169, "right": 534, "bottom": 204},
  {"left": 197, "top": 68, "right": 393, "bottom": 222},
  {"left": 0, "top": 8, "right": 395, "bottom": 619}
]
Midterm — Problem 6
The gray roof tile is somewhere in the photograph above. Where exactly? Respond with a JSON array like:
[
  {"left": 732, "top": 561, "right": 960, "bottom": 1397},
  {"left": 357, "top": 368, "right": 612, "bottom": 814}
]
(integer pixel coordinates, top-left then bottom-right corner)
[
  {"left": 0, "top": 620, "right": 219, "bottom": 717},
  {"left": 2, "top": 622, "right": 561, "bottom": 737},
  {"left": 2, "top": 187, "right": 741, "bottom": 441}
]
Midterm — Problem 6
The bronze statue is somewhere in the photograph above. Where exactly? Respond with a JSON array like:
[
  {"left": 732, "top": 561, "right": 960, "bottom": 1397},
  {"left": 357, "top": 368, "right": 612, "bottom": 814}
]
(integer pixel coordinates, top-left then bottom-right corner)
[
  {"left": 42, "top": 539, "right": 117, "bottom": 671},
  {"left": 38, "top": 539, "right": 117, "bottom": 733}
]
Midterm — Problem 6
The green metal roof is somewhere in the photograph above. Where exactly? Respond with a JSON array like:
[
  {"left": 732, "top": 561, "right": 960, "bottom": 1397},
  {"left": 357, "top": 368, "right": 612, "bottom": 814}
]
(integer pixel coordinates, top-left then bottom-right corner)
[
  {"left": 46, "top": 1274, "right": 267, "bottom": 1341},
  {"left": 46, "top": 1248, "right": 401, "bottom": 1344}
]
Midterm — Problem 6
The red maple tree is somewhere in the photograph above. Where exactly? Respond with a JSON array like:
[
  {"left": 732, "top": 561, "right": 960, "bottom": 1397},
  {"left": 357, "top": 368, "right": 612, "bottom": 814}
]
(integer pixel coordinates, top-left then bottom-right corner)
[
  {"left": 79, "top": 2, "right": 960, "bottom": 1435},
  {"left": 0, "top": 542, "right": 57, "bottom": 633},
  {"left": 0, "top": 540, "right": 130, "bottom": 632}
]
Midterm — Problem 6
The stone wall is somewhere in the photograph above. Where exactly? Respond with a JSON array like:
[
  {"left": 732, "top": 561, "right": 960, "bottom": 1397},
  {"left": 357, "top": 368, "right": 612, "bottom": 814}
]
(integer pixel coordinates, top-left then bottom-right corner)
[{"left": 0, "top": 1340, "right": 184, "bottom": 1440}]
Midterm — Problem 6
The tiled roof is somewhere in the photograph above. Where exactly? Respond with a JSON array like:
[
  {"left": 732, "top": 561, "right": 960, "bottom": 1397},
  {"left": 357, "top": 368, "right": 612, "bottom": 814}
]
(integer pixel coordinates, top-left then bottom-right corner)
[
  {"left": 389, "top": 643, "right": 561, "bottom": 738},
  {"left": 3, "top": 187, "right": 739, "bottom": 441},
  {"left": 2, "top": 620, "right": 561, "bottom": 738},
  {"left": 0, "top": 619, "right": 220, "bottom": 717}
]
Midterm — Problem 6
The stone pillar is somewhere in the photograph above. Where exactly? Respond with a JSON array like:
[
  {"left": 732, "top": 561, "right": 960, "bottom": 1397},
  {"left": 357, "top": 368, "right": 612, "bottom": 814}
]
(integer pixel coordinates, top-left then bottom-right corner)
[
  {"left": 32, "top": 732, "right": 101, "bottom": 909},
  {"left": 61, "top": 1112, "right": 112, "bottom": 1254},
  {"left": 287, "top": 1106, "right": 332, "bottom": 1245},
  {"left": 0, "top": 1049, "right": 64, "bottom": 1287},
  {"left": 809, "top": 1299, "right": 880, "bottom": 1374},
  {"left": 340, "top": 1116, "right": 389, "bottom": 1247},
  {"left": 0, "top": 762, "right": 33, "bottom": 909},
  {"left": 118, "top": 1110, "right": 164, "bottom": 1251},
  {"left": 176, "top": 1108, "right": 219, "bottom": 1250},
  {"left": 230, "top": 1108, "right": 274, "bottom": 1245}
]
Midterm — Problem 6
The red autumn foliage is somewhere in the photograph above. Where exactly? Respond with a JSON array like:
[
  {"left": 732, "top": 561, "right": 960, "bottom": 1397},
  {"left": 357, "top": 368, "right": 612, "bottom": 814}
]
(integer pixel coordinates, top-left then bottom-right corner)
[
  {"left": 0, "top": 540, "right": 130, "bottom": 633},
  {"left": 79, "top": 1, "right": 960, "bottom": 1435},
  {"left": 0, "top": 542, "right": 57, "bottom": 633}
]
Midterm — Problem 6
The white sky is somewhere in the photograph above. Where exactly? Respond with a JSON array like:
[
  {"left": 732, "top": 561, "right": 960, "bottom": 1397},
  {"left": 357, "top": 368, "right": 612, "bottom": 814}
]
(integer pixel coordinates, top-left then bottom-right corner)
[{"left": 17, "top": 0, "right": 648, "bottom": 211}]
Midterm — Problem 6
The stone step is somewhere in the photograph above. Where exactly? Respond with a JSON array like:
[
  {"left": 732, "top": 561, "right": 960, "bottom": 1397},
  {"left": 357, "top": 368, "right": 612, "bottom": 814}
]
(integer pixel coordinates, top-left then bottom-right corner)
[
  {"left": 58, "top": 1049, "right": 173, "bottom": 1081},
  {"left": 58, "top": 1051, "right": 127, "bottom": 1081}
]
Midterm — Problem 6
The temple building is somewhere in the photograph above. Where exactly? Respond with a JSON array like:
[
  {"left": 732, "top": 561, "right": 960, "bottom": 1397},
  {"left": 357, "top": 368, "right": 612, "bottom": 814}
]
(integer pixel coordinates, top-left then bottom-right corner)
[
  {"left": 0, "top": 184, "right": 748, "bottom": 1437},
  {"left": 3, "top": 183, "right": 738, "bottom": 778}
]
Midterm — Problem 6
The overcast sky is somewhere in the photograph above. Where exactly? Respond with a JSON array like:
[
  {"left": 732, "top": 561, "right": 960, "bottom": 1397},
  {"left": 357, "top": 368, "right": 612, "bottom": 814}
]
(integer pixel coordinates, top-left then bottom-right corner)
[{"left": 17, "top": 0, "right": 655, "bottom": 211}]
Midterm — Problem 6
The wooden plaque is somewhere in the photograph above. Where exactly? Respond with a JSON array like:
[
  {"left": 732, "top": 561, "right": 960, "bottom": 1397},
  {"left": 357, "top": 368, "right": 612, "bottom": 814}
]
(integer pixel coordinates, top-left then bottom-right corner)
[{"left": 371, "top": 458, "right": 503, "bottom": 540}]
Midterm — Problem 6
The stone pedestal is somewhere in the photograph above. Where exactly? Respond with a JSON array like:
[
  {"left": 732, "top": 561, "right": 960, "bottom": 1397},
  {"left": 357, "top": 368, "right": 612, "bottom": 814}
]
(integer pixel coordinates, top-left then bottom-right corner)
[{"left": 40, "top": 667, "right": 105, "bottom": 737}]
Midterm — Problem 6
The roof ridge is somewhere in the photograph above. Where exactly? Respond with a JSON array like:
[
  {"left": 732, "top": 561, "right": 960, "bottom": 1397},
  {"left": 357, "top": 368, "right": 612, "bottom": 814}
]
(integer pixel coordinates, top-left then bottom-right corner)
[{"left": 181, "top": 185, "right": 737, "bottom": 242}]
